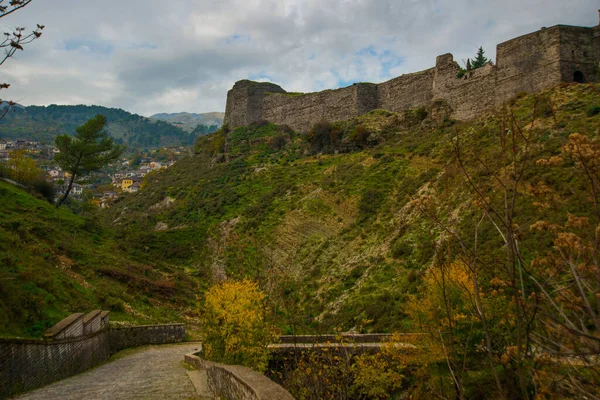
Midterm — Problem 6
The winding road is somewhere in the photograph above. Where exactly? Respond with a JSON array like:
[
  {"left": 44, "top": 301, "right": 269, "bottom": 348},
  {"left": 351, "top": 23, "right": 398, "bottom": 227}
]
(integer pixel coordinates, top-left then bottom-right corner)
[{"left": 15, "top": 343, "right": 207, "bottom": 400}]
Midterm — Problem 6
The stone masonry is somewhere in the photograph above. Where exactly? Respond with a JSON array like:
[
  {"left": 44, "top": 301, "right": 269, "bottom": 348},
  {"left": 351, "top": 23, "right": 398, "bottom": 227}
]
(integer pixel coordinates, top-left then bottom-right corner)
[
  {"left": 224, "top": 19, "right": 600, "bottom": 131},
  {"left": 0, "top": 311, "right": 185, "bottom": 399}
]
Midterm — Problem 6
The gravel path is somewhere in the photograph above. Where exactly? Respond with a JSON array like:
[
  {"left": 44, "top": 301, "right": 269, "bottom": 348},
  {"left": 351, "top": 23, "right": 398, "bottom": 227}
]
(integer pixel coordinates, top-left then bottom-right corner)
[{"left": 15, "top": 343, "right": 204, "bottom": 400}]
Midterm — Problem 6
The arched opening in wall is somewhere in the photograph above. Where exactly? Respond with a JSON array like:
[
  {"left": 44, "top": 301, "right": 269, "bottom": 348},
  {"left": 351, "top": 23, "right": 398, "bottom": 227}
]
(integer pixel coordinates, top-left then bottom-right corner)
[{"left": 573, "top": 71, "right": 585, "bottom": 83}]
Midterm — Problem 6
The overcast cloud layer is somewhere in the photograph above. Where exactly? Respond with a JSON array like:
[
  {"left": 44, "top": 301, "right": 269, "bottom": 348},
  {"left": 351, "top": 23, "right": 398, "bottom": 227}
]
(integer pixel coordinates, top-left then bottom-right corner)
[{"left": 1, "top": 1, "right": 598, "bottom": 116}]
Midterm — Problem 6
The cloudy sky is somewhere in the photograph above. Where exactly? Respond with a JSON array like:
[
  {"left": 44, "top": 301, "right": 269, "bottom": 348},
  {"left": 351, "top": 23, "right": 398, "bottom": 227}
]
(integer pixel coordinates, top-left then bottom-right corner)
[{"left": 1, "top": 1, "right": 598, "bottom": 116}]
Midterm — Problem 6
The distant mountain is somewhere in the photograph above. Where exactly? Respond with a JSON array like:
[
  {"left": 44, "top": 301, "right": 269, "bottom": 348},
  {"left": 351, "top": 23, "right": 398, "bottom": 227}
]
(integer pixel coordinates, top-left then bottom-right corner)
[
  {"left": 0, "top": 101, "right": 26, "bottom": 111},
  {"left": 150, "top": 111, "right": 224, "bottom": 132},
  {"left": 0, "top": 104, "right": 198, "bottom": 151}
]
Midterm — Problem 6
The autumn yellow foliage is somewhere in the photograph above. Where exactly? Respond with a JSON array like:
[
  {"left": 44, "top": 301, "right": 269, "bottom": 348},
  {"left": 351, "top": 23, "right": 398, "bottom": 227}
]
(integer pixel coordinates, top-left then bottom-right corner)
[
  {"left": 200, "top": 279, "right": 277, "bottom": 372},
  {"left": 8, "top": 149, "right": 40, "bottom": 183}
]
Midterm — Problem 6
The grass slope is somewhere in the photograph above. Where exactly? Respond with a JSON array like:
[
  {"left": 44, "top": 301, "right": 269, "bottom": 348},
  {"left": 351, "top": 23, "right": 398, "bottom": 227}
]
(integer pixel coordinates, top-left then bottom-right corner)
[
  {"left": 0, "top": 181, "right": 198, "bottom": 338},
  {"left": 4, "top": 83, "right": 599, "bottom": 338},
  {"left": 105, "top": 83, "right": 600, "bottom": 334}
]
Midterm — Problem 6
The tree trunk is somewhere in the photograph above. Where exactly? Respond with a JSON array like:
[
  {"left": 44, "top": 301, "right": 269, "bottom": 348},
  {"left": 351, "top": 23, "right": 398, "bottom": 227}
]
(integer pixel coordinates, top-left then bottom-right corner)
[{"left": 56, "top": 172, "right": 76, "bottom": 207}]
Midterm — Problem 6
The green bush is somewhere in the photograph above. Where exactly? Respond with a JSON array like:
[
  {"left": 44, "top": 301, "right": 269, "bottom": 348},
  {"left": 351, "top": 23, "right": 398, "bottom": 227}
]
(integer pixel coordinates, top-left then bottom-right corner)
[
  {"left": 359, "top": 188, "right": 384, "bottom": 218},
  {"left": 306, "top": 121, "right": 341, "bottom": 153},
  {"left": 29, "top": 179, "right": 56, "bottom": 203},
  {"left": 391, "top": 239, "right": 412, "bottom": 259},
  {"left": 587, "top": 105, "right": 600, "bottom": 117},
  {"left": 349, "top": 125, "right": 371, "bottom": 147}
]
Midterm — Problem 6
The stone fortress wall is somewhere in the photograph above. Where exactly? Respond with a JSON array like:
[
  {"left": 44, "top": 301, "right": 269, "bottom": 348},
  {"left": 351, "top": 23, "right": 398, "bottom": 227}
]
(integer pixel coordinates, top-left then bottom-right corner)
[{"left": 224, "top": 19, "right": 600, "bottom": 132}]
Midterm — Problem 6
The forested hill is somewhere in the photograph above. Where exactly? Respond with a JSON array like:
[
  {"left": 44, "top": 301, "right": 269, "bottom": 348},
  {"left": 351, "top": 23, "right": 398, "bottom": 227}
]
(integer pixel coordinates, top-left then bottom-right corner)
[
  {"left": 0, "top": 104, "right": 196, "bottom": 150},
  {"left": 150, "top": 111, "right": 224, "bottom": 132}
]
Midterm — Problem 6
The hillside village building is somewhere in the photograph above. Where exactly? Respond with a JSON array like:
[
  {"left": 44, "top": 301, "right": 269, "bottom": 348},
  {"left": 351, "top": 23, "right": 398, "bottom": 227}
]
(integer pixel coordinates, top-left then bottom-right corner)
[{"left": 225, "top": 17, "right": 600, "bottom": 131}]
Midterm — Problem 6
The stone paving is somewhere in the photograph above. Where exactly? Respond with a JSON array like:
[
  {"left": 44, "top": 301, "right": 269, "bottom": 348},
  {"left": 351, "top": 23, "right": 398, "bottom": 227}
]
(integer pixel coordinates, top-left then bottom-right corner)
[{"left": 15, "top": 342, "right": 204, "bottom": 400}]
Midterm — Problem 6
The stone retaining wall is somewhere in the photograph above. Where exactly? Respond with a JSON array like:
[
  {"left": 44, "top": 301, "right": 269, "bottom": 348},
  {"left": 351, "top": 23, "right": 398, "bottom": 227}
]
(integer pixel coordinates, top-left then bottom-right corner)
[
  {"left": 0, "top": 330, "right": 111, "bottom": 399},
  {"left": 0, "top": 311, "right": 186, "bottom": 399},
  {"left": 109, "top": 324, "right": 186, "bottom": 353},
  {"left": 185, "top": 352, "right": 294, "bottom": 400},
  {"left": 278, "top": 333, "right": 393, "bottom": 344}
]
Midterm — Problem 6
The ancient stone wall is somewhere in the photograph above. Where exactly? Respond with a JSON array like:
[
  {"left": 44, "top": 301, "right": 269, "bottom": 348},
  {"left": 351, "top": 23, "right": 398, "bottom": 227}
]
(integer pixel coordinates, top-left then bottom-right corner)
[
  {"left": 263, "top": 85, "right": 363, "bottom": 132},
  {"left": 224, "top": 80, "right": 286, "bottom": 128},
  {"left": 185, "top": 352, "right": 294, "bottom": 400},
  {"left": 557, "top": 25, "right": 600, "bottom": 83},
  {"left": 432, "top": 54, "right": 498, "bottom": 120},
  {"left": 109, "top": 323, "right": 186, "bottom": 353},
  {"left": 378, "top": 68, "right": 435, "bottom": 113},
  {"left": 494, "top": 26, "right": 563, "bottom": 106},
  {"left": 224, "top": 22, "right": 600, "bottom": 131},
  {"left": 0, "top": 312, "right": 186, "bottom": 399}
]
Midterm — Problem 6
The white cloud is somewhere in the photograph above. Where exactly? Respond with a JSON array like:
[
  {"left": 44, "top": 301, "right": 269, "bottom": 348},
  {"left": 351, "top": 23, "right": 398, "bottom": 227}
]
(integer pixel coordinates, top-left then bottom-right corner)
[{"left": 0, "top": 0, "right": 597, "bottom": 116}]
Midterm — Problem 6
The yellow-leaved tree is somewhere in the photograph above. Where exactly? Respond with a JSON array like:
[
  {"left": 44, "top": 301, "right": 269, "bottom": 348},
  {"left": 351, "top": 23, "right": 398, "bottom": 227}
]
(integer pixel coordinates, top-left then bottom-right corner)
[
  {"left": 8, "top": 149, "right": 40, "bottom": 182},
  {"left": 200, "top": 279, "right": 277, "bottom": 372}
]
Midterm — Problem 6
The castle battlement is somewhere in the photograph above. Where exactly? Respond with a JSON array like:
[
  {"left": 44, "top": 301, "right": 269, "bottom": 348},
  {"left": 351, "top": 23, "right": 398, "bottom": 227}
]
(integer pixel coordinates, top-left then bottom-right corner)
[{"left": 224, "top": 20, "right": 600, "bottom": 131}]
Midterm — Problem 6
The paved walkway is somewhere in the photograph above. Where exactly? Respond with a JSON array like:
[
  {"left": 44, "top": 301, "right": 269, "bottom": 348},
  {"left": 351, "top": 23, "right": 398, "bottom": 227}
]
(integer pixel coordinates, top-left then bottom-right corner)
[{"left": 15, "top": 343, "right": 205, "bottom": 400}]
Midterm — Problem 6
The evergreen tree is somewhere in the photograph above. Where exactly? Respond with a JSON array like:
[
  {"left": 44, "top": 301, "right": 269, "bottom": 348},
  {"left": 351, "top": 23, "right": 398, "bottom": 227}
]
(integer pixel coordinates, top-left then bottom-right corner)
[
  {"left": 54, "top": 114, "right": 125, "bottom": 207},
  {"left": 471, "top": 46, "right": 489, "bottom": 69}
]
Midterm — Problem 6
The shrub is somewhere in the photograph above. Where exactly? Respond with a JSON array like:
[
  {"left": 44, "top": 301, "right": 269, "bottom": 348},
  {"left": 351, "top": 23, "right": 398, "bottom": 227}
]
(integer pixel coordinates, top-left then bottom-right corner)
[
  {"left": 390, "top": 239, "right": 412, "bottom": 259},
  {"left": 279, "top": 124, "right": 294, "bottom": 134},
  {"left": 351, "top": 337, "right": 406, "bottom": 399},
  {"left": 281, "top": 333, "right": 406, "bottom": 399},
  {"left": 269, "top": 134, "right": 288, "bottom": 151},
  {"left": 306, "top": 121, "right": 341, "bottom": 153},
  {"left": 29, "top": 179, "right": 56, "bottom": 203},
  {"left": 349, "top": 125, "right": 371, "bottom": 147},
  {"left": 200, "top": 279, "right": 277, "bottom": 372},
  {"left": 210, "top": 131, "right": 227, "bottom": 155},
  {"left": 586, "top": 105, "right": 600, "bottom": 117},
  {"left": 415, "top": 107, "right": 428, "bottom": 121},
  {"left": 534, "top": 96, "right": 554, "bottom": 118},
  {"left": 358, "top": 188, "right": 385, "bottom": 218}
]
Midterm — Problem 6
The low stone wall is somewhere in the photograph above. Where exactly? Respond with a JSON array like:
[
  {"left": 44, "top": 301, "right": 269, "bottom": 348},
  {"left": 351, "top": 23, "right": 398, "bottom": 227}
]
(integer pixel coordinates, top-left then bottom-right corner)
[
  {"left": 109, "top": 324, "right": 185, "bottom": 353},
  {"left": 185, "top": 352, "right": 294, "bottom": 400},
  {"left": 0, "top": 330, "right": 111, "bottom": 399},
  {"left": 278, "top": 333, "right": 394, "bottom": 344},
  {"left": 0, "top": 311, "right": 186, "bottom": 399}
]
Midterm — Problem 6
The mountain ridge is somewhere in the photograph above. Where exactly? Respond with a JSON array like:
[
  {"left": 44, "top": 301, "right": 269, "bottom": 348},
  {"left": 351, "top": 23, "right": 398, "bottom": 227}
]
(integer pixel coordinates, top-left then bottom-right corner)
[
  {"left": 0, "top": 104, "right": 198, "bottom": 150},
  {"left": 150, "top": 111, "right": 224, "bottom": 132}
]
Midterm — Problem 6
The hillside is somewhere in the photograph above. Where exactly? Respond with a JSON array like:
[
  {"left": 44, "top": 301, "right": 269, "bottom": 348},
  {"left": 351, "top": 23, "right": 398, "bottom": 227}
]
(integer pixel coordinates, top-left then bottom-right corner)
[
  {"left": 0, "top": 180, "right": 199, "bottom": 338},
  {"left": 0, "top": 104, "right": 195, "bottom": 150},
  {"left": 150, "top": 111, "right": 224, "bottom": 132},
  {"left": 104, "top": 83, "right": 600, "bottom": 333},
  {"left": 4, "top": 83, "right": 600, "bottom": 397}
]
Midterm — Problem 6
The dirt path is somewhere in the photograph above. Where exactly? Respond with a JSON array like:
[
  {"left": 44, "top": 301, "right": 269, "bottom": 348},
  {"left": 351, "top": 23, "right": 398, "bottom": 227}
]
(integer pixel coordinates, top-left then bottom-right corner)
[{"left": 15, "top": 343, "right": 204, "bottom": 400}]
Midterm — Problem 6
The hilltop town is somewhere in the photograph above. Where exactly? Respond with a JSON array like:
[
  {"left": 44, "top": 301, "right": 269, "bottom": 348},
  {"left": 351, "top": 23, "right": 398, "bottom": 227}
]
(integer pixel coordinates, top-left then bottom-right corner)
[{"left": 0, "top": 137, "right": 185, "bottom": 208}]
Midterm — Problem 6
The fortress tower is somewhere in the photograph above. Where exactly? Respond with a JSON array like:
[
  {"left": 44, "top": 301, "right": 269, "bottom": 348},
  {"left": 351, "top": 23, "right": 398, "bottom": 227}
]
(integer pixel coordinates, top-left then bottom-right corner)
[{"left": 224, "top": 18, "right": 600, "bottom": 131}]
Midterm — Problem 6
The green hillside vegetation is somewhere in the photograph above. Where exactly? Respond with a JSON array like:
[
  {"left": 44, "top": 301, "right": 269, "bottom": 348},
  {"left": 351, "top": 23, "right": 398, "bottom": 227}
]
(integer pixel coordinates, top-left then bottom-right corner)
[
  {"left": 104, "top": 83, "right": 600, "bottom": 336},
  {"left": 0, "top": 180, "right": 198, "bottom": 338},
  {"left": 150, "top": 111, "right": 224, "bottom": 132},
  {"left": 0, "top": 104, "right": 196, "bottom": 150},
  {"left": 4, "top": 83, "right": 600, "bottom": 397}
]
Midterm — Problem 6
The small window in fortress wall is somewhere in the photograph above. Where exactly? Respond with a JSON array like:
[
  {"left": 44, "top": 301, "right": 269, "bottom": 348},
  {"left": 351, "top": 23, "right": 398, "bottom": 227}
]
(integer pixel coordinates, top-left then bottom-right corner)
[{"left": 574, "top": 71, "right": 585, "bottom": 83}]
